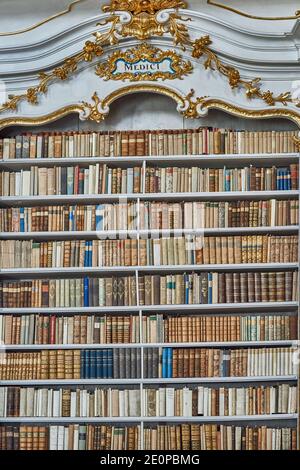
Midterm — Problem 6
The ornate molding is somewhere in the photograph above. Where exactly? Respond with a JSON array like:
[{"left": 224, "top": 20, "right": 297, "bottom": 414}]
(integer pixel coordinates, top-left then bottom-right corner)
[
  {"left": 80, "top": 84, "right": 187, "bottom": 123},
  {"left": 95, "top": 43, "right": 193, "bottom": 81},
  {"left": 81, "top": 92, "right": 107, "bottom": 123},
  {"left": 102, "top": 1, "right": 188, "bottom": 14},
  {"left": 0, "top": 1, "right": 299, "bottom": 116},
  {"left": 2, "top": 83, "right": 300, "bottom": 131},
  {"left": 80, "top": 84, "right": 300, "bottom": 128},
  {"left": 0, "top": 105, "right": 85, "bottom": 131},
  {"left": 0, "top": 0, "right": 87, "bottom": 37},
  {"left": 207, "top": 1, "right": 300, "bottom": 21},
  {"left": 98, "top": 1, "right": 191, "bottom": 45},
  {"left": 192, "top": 36, "right": 294, "bottom": 107}
]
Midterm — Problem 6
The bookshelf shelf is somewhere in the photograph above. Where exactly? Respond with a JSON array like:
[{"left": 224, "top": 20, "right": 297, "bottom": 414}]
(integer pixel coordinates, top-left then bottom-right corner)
[
  {"left": 0, "top": 226, "right": 298, "bottom": 240},
  {"left": 0, "top": 415, "right": 297, "bottom": 424},
  {"left": 1, "top": 301, "right": 297, "bottom": 315},
  {"left": 3, "top": 340, "right": 297, "bottom": 351},
  {"left": 0, "top": 376, "right": 297, "bottom": 386},
  {"left": 0, "top": 190, "right": 298, "bottom": 207},
  {"left": 0, "top": 262, "right": 298, "bottom": 279},
  {"left": 0, "top": 153, "right": 299, "bottom": 169}
]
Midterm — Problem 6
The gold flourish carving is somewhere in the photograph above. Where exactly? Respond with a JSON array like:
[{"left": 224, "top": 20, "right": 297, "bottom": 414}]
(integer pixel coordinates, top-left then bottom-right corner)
[
  {"left": 81, "top": 92, "right": 107, "bottom": 123},
  {"left": 192, "top": 35, "right": 296, "bottom": 107},
  {"left": 102, "top": 1, "right": 188, "bottom": 14},
  {"left": 95, "top": 43, "right": 193, "bottom": 81},
  {"left": 207, "top": 1, "right": 300, "bottom": 21},
  {"left": 0, "top": 1, "right": 299, "bottom": 116},
  {"left": 181, "top": 89, "right": 207, "bottom": 119},
  {"left": 0, "top": 1, "right": 190, "bottom": 115},
  {"left": 101, "top": 0, "right": 190, "bottom": 44},
  {"left": 0, "top": 20, "right": 115, "bottom": 115},
  {"left": 0, "top": 105, "right": 85, "bottom": 131},
  {"left": 2, "top": 84, "right": 300, "bottom": 131}
]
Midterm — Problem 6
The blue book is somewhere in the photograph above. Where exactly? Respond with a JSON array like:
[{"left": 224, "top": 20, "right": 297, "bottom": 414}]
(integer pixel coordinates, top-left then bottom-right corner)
[
  {"left": 162, "top": 348, "right": 167, "bottom": 378},
  {"left": 96, "top": 350, "right": 103, "bottom": 378},
  {"left": 280, "top": 170, "right": 284, "bottom": 190},
  {"left": 89, "top": 241, "right": 93, "bottom": 267},
  {"left": 225, "top": 169, "right": 230, "bottom": 192},
  {"left": 90, "top": 350, "right": 96, "bottom": 379},
  {"left": 208, "top": 273, "right": 213, "bottom": 304},
  {"left": 20, "top": 207, "right": 25, "bottom": 232},
  {"left": 69, "top": 207, "right": 74, "bottom": 231},
  {"left": 96, "top": 205, "right": 104, "bottom": 231},
  {"left": 167, "top": 348, "right": 173, "bottom": 378},
  {"left": 84, "top": 350, "right": 90, "bottom": 379},
  {"left": 107, "top": 350, "right": 113, "bottom": 378},
  {"left": 102, "top": 350, "right": 108, "bottom": 378},
  {"left": 276, "top": 169, "right": 280, "bottom": 190},
  {"left": 84, "top": 277, "right": 89, "bottom": 307},
  {"left": 84, "top": 242, "right": 89, "bottom": 267},
  {"left": 184, "top": 274, "right": 189, "bottom": 305},
  {"left": 80, "top": 350, "right": 85, "bottom": 379}
]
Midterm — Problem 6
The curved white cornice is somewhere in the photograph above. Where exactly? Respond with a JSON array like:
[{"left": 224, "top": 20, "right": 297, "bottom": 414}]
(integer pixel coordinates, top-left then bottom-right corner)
[
  {"left": 0, "top": 10, "right": 299, "bottom": 79},
  {"left": 1, "top": 40, "right": 300, "bottom": 101}
]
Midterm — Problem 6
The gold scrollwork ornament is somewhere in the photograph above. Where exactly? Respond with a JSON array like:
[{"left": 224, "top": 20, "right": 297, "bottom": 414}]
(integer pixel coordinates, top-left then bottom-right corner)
[
  {"left": 192, "top": 35, "right": 296, "bottom": 107},
  {"left": 95, "top": 43, "right": 193, "bottom": 81},
  {"left": 0, "top": 1, "right": 299, "bottom": 116},
  {"left": 178, "top": 89, "right": 207, "bottom": 119},
  {"left": 80, "top": 92, "right": 109, "bottom": 123},
  {"left": 100, "top": 0, "right": 190, "bottom": 44},
  {"left": 102, "top": 1, "right": 188, "bottom": 15}
]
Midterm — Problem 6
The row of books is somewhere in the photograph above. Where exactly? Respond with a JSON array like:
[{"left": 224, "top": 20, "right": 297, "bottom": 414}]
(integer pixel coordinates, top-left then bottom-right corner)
[
  {"left": 1, "top": 271, "right": 298, "bottom": 308},
  {"left": 0, "top": 387, "right": 140, "bottom": 419},
  {"left": 143, "top": 314, "right": 297, "bottom": 343},
  {"left": 143, "top": 384, "right": 297, "bottom": 417},
  {"left": 0, "top": 424, "right": 296, "bottom": 450},
  {"left": 139, "top": 235, "right": 299, "bottom": 266},
  {"left": 0, "top": 314, "right": 140, "bottom": 345},
  {"left": 138, "top": 272, "right": 299, "bottom": 305},
  {"left": 157, "top": 347, "right": 297, "bottom": 378},
  {"left": 0, "top": 128, "right": 298, "bottom": 159},
  {"left": 1, "top": 199, "right": 298, "bottom": 232},
  {"left": 143, "top": 424, "right": 297, "bottom": 451},
  {"left": 1, "top": 235, "right": 297, "bottom": 268},
  {"left": 0, "top": 348, "right": 296, "bottom": 380},
  {"left": 0, "top": 313, "right": 296, "bottom": 346},
  {"left": 0, "top": 165, "right": 142, "bottom": 197},
  {"left": 145, "top": 165, "right": 299, "bottom": 193},
  {"left": 0, "top": 424, "right": 140, "bottom": 450},
  {"left": 0, "top": 384, "right": 297, "bottom": 418},
  {"left": 2, "top": 164, "right": 299, "bottom": 197}
]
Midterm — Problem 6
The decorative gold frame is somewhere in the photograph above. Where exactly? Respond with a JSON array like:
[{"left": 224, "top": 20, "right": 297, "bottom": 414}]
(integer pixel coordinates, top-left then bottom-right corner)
[
  {"left": 207, "top": 1, "right": 300, "bottom": 21},
  {"left": 0, "top": 0, "right": 86, "bottom": 37},
  {"left": 1, "top": 83, "right": 300, "bottom": 131},
  {"left": 95, "top": 43, "right": 193, "bottom": 81},
  {"left": 0, "top": 0, "right": 300, "bottom": 121}
]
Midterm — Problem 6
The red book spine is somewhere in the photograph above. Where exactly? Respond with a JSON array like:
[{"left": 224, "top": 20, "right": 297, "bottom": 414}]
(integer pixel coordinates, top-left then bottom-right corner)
[
  {"left": 50, "top": 315, "right": 56, "bottom": 344},
  {"left": 73, "top": 165, "right": 79, "bottom": 195}
]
